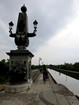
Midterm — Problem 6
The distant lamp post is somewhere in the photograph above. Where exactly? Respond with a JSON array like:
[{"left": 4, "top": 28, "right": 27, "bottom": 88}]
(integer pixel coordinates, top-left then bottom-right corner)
[
  {"left": 9, "top": 21, "right": 14, "bottom": 34},
  {"left": 39, "top": 57, "right": 42, "bottom": 72},
  {"left": 33, "top": 20, "right": 38, "bottom": 33},
  {"left": 39, "top": 57, "right": 42, "bottom": 66}
]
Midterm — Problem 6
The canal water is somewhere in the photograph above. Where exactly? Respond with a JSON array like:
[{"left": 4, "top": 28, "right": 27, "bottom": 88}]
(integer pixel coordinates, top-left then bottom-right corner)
[{"left": 48, "top": 69, "right": 79, "bottom": 96}]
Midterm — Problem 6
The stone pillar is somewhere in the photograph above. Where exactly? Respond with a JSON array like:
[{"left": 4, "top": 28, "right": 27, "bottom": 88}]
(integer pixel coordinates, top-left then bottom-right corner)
[{"left": 7, "top": 50, "right": 33, "bottom": 84}]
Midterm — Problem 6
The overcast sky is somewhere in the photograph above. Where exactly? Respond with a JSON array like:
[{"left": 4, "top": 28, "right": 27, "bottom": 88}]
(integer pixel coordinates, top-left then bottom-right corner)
[{"left": 0, "top": 0, "right": 79, "bottom": 65}]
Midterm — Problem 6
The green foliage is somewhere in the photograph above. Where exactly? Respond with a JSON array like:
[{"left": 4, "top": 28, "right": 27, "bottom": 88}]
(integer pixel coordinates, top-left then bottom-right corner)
[
  {"left": 0, "top": 76, "right": 7, "bottom": 83},
  {"left": 0, "top": 59, "right": 9, "bottom": 83},
  {"left": 31, "top": 65, "right": 39, "bottom": 70},
  {"left": 49, "top": 62, "right": 79, "bottom": 72},
  {"left": 73, "top": 62, "right": 79, "bottom": 70}
]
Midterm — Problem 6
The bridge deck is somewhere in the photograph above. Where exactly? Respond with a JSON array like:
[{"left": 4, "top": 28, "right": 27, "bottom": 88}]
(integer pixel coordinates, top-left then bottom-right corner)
[{"left": 0, "top": 74, "right": 79, "bottom": 105}]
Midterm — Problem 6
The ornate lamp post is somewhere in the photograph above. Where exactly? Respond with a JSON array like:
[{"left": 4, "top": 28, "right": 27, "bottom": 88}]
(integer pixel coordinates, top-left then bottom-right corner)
[
  {"left": 9, "top": 5, "right": 38, "bottom": 49},
  {"left": 9, "top": 21, "right": 14, "bottom": 34},
  {"left": 33, "top": 20, "right": 38, "bottom": 33},
  {"left": 5, "top": 5, "right": 38, "bottom": 93}
]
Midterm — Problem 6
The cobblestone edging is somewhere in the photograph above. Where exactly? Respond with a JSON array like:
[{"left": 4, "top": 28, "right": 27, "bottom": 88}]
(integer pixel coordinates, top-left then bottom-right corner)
[{"left": 32, "top": 69, "right": 40, "bottom": 82}]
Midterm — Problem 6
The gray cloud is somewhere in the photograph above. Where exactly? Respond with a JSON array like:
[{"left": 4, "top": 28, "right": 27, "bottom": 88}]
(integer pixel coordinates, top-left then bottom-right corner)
[
  {"left": 0, "top": 0, "right": 75, "bottom": 59},
  {"left": 28, "top": 0, "right": 74, "bottom": 52}
]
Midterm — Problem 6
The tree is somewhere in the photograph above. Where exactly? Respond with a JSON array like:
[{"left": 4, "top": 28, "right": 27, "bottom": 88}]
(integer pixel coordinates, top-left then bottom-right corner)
[{"left": 0, "top": 59, "right": 9, "bottom": 83}]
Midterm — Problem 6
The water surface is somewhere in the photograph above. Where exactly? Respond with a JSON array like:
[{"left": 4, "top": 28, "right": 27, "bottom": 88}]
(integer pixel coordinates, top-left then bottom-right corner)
[{"left": 48, "top": 69, "right": 79, "bottom": 96}]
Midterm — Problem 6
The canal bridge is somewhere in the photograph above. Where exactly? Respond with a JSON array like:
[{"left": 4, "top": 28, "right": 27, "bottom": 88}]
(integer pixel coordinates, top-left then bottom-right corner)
[{"left": 0, "top": 69, "right": 79, "bottom": 105}]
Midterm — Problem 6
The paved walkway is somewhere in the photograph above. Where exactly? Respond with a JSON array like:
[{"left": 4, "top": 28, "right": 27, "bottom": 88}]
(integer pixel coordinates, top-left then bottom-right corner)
[{"left": 0, "top": 74, "right": 79, "bottom": 105}]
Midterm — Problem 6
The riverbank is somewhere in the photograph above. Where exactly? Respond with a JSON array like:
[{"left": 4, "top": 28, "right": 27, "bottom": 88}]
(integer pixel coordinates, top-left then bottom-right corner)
[{"left": 0, "top": 73, "right": 79, "bottom": 105}]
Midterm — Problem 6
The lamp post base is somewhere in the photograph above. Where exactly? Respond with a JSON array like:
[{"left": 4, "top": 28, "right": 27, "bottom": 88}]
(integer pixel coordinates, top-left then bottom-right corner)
[{"left": 5, "top": 80, "right": 33, "bottom": 93}]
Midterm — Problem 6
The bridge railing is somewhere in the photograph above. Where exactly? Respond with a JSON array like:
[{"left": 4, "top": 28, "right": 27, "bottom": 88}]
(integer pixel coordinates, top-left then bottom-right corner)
[{"left": 32, "top": 69, "right": 40, "bottom": 82}]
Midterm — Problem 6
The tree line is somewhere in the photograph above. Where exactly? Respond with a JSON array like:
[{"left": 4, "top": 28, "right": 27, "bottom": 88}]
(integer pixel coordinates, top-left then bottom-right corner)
[{"left": 49, "top": 62, "right": 79, "bottom": 72}]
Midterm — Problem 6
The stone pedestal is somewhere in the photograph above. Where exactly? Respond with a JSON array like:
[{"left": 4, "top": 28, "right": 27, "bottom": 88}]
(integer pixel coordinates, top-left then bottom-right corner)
[
  {"left": 5, "top": 50, "right": 33, "bottom": 93},
  {"left": 5, "top": 79, "right": 33, "bottom": 93},
  {"left": 5, "top": 83, "right": 28, "bottom": 93},
  {"left": 7, "top": 50, "right": 33, "bottom": 82}
]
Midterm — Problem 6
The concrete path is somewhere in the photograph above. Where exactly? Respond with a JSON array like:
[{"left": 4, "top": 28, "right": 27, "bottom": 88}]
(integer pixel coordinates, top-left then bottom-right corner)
[{"left": 0, "top": 74, "right": 79, "bottom": 105}]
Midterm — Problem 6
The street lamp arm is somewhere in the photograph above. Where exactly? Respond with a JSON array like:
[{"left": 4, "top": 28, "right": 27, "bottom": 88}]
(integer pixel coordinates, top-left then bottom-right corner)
[
  {"left": 9, "top": 33, "right": 16, "bottom": 37},
  {"left": 27, "top": 33, "right": 36, "bottom": 37}
]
